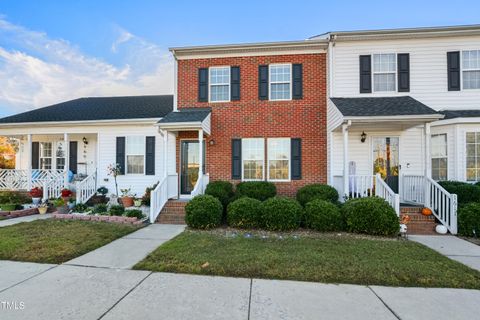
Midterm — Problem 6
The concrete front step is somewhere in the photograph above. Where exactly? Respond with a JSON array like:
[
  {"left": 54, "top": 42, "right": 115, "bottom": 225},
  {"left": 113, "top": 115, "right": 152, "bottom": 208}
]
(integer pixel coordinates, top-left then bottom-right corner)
[
  {"left": 400, "top": 206, "right": 437, "bottom": 235},
  {"left": 156, "top": 200, "right": 188, "bottom": 224}
]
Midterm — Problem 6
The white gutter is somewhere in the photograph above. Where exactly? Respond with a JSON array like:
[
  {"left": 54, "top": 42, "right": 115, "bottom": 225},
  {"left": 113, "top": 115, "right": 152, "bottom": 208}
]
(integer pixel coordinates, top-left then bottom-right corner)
[
  {"left": 430, "top": 117, "right": 480, "bottom": 126},
  {"left": 0, "top": 117, "right": 162, "bottom": 128},
  {"left": 343, "top": 114, "right": 444, "bottom": 122}
]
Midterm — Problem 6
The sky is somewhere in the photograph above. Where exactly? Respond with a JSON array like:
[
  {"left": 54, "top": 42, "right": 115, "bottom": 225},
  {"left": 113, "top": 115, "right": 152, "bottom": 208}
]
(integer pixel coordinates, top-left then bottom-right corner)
[{"left": 0, "top": 0, "right": 479, "bottom": 117}]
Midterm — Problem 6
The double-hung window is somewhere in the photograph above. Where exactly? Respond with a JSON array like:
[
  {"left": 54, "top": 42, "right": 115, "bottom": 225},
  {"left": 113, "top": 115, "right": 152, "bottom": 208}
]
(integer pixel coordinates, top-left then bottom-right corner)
[
  {"left": 462, "top": 50, "right": 480, "bottom": 89},
  {"left": 39, "top": 142, "right": 52, "bottom": 170},
  {"left": 55, "top": 141, "right": 66, "bottom": 170},
  {"left": 267, "top": 138, "right": 290, "bottom": 181},
  {"left": 126, "top": 136, "right": 145, "bottom": 174},
  {"left": 431, "top": 134, "right": 448, "bottom": 181},
  {"left": 242, "top": 138, "right": 264, "bottom": 180},
  {"left": 209, "top": 67, "right": 230, "bottom": 102},
  {"left": 466, "top": 132, "right": 480, "bottom": 181},
  {"left": 373, "top": 54, "right": 396, "bottom": 92},
  {"left": 269, "top": 64, "right": 291, "bottom": 100}
]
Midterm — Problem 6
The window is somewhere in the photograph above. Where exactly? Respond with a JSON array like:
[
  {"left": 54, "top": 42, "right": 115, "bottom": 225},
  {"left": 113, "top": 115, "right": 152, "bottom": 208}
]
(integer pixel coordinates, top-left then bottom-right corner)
[
  {"left": 462, "top": 50, "right": 480, "bottom": 89},
  {"left": 55, "top": 142, "right": 66, "bottom": 170},
  {"left": 209, "top": 67, "right": 230, "bottom": 102},
  {"left": 269, "top": 64, "right": 291, "bottom": 100},
  {"left": 466, "top": 132, "right": 480, "bottom": 181},
  {"left": 242, "top": 138, "right": 264, "bottom": 180},
  {"left": 268, "top": 138, "right": 290, "bottom": 181},
  {"left": 126, "top": 136, "right": 145, "bottom": 174},
  {"left": 39, "top": 142, "right": 52, "bottom": 170},
  {"left": 431, "top": 134, "right": 448, "bottom": 181},
  {"left": 373, "top": 54, "right": 396, "bottom": 92}
]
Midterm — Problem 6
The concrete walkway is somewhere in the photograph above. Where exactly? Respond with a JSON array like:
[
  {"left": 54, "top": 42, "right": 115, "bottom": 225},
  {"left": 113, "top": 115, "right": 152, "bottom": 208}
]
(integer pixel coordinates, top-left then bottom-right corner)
[
  {"left": 65, "top": 224, "right": 185, "bottom": 269},
  {"left": 0, "top": 213, "right": 52, "bottom": 228},
  {"left": 410, "top": 235, "right": 480, "bottom": 271},
  {"left": 0, "top": 260, "right": 479, "bottom": 320}
]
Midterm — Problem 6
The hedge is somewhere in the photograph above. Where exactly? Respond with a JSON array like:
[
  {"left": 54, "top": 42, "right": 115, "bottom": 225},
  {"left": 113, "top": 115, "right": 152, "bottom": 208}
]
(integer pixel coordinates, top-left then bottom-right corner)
[
  {"left": 458, "top": 202, "right": 480, "bottom": 237},
  {"left": 236, "top": 181, "right": 277, "bottom": 201},
  {"left": 227, "top": 197, "right": 262, "bottom": 229},
  {"left": 205, "top": 181, "right": 235, "bottom": 209},
  {"left": 185, "top": 195, "right": 223, "bottom": 229},
  {"left": 261, "top": 197, "right": 303, "bottom": 231},
  {"left": 438, "top": 181, "right": 480, "bottom": 205},
  {"left": 296, "top": 184, "right": 339, "bottom": 206},
  {"left": 304, "top": 199, "right": 344, "bottom": 231}
]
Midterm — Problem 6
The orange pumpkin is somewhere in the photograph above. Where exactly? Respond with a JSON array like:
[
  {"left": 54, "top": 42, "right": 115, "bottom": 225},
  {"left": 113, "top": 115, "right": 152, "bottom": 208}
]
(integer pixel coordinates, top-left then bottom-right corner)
[{"left": 421, "top": 208, "right": 432, "bottom": 216}]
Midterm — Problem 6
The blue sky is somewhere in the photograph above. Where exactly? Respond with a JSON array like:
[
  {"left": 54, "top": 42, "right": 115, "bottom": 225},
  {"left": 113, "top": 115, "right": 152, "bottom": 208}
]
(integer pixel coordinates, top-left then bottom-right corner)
[{"left": 0, "top": 0, "right": 479, "bottom": 117}]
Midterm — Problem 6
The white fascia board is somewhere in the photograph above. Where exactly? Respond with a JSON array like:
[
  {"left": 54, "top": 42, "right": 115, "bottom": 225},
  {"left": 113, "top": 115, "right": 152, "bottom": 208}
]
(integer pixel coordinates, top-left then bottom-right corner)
[
  {"left": 0, "top": 118, "right": 161, "bottom": 128},
  {"left": 430, "top": 117, "right": 480, "bottom": 126},
  {"left": 343, "top": 114, "right": 444, "bottom": 122}
]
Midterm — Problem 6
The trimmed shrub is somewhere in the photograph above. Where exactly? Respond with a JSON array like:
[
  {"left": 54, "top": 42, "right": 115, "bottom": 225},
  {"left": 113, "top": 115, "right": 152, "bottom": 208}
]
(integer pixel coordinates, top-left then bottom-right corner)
[
  {"left": 342, "top": 197, "right": 399, "bottom": 236},
  {"left": 205, "top": 181, "right": 235, "bottom": 208},
  {"left": 458, "top": 202, "right": 480, "bottom": 237},
  {"left": 73, "top": 203, "right": 89, "bottom": 213},
  {"left": 109, "top": 205, "right": 125, "bottom": 216},
  {"left": 438, "top": 181, "right": 480, "bottom": 205},
  {"left": 304, "top": 199, "right": 345, "bottom": 231},
  {"left": 227, "top": 197, "right": 262, "bottom": 229},
  {"left": 296, "top": 184, "right": 339, "bottom": 206},
  {"left": 93, "top": 203, "right": 108, "bottom": 214},
  {"left": 185, "top": 195, "right": 223, "bottom": 229},
  {"left": 236, "top": 181, "right": 276, "bottom": 201},
  {"left": 125, "top": 209, "right": 145, "bottom": 219},
  {"left": 261, "top": 197, "right": 302, "bottom": 231}
]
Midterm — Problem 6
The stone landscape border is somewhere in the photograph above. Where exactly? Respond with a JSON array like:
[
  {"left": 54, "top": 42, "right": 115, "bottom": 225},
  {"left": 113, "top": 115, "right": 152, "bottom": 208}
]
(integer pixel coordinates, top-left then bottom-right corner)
[{"left": 52, "top": 213, "right": 144, "bottom": 225}]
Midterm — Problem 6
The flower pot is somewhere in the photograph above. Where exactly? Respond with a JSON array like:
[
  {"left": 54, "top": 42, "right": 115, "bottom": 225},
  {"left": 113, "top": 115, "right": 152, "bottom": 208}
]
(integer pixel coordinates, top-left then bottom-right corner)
[
  {"left": 32, "top": 197, "right": 41, "bottom": 205},
  {"left": 68, "top": 202, "right": 76, "bottom": 210},
  {"left": 57, "top": 206, "right": 69, "bottom": 214},
  {"left": 38, "top": 207, "right": 48, "bottom": 215},
  {"left": 134, "top": 199, "right": 142, "bottom": 207},
  {"left": 120, "top": 197, "right": 134, "bottom": 207}
]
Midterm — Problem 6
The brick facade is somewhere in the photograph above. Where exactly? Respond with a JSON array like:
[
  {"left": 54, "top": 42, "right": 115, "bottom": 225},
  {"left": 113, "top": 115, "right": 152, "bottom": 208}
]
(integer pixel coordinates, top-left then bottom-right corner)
[{"left": 176, "top": 53, "right": 327, "bottom": 196}]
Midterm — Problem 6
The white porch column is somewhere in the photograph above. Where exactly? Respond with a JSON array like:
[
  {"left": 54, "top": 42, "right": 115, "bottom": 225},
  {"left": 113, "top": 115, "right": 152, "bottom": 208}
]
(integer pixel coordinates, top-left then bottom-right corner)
[
  {"left": 163, "top": 131, "right": 168, "bottom": 179},
  {"left": 424, "top": 123, "right": 431, "bottom": 178},
  {"left": 342, "top": 123, "right": 349, "bottom": 199},
  {"left": 27, "top": 134, "right": 32, "bottom": 190},
  {"left": 64, "top": 133, "right": 69, "bottom": 186},
  {"left": 198, "top": 129, "right": 204, "bottom": 192}
]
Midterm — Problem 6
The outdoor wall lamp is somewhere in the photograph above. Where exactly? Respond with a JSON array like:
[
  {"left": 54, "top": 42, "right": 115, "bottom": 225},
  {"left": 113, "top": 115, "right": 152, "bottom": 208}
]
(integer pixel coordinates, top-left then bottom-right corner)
[
  {"left": 360, "top": 131, "right": 367, "bottom": 143},
  {"left": 209, "top": 139, "right": 215, "bottom": 146},
  {"left": 82, "top": 137, "right": 89, "bottom": 145}
]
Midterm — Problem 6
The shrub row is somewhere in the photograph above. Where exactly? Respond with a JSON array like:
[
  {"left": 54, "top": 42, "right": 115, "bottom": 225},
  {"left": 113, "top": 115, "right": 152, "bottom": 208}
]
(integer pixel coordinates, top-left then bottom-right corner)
[{"left": 438, "top": 181, "right": 480, "bottom": 205}]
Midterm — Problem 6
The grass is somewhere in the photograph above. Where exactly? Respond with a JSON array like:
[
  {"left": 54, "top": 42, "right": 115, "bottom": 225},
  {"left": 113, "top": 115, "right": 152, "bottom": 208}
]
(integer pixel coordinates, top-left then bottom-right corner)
[
  {"left": 0, "top": 219, "right": 141, "bottom": 264},
  {"left": 134, "top": 230, "right": 480, "bottom": 289}
]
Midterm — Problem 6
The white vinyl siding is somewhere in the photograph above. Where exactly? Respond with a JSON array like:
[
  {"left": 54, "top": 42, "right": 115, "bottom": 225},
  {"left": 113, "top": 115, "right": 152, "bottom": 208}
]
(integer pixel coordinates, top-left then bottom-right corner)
[
  {"left": 373, "top": 54, "right": 396, "bottom": 92},
  {"left": 466, "top": 132, "right": 480, "bottom": 181},
  {"left": 209, "top": 67, "right": 230, "bottom": 102},
  {"left": 462, "top": 50, "right": 480, "bottom": 90},
  {"left": 431, "top": 134, "right": 448, "bottom": 181},
  {"left": 267, "top": 138, "right": 290, "bottom": 181},
  {"left": 126, "top": 136, "right": 145, "bottom": 174},
  {"left": 242, "top": 138, "right": 264, "bottom": 181},
  {"left": 269, "top": 64, "right": 292, "bottom": 100}
]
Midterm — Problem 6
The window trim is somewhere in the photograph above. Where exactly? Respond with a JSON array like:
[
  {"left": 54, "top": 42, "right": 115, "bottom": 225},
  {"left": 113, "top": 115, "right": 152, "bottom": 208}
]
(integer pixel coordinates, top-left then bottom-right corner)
[
  {"left": 125, "top": 136, "right": 146, "bottom": 175},
  {"left": 39, "top": 142, "right": 53, "bottom": 170},
  {"left": 461, "top": 50, "right": 480, "bottom": 91},
  {"left": 465, "top": 131, "right": 480, "bottom": 182},
  {"left": 267, "top": 138, "right": 291, "bottom": 182},
  {"left": 269, "top": 63, "right": 292, "bottom": 101},
  {"left": 208, "top": 66, "right": 231, "bottom": 103},
  {"left": 241, "top": 138, "right": 265, "bottom": 181},
  {"left": 372, "top": 53, "right": 397, "bottom": 93},
  {"left": 431, "top": 133, "right": 448, "bottom": 181}
]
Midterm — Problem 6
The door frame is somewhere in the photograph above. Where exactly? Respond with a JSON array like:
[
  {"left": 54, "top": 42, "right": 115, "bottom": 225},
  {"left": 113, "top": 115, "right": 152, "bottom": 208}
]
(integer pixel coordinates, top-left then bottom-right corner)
[
  {"left": 370, "top": 135, "right": 401, "bottom": 192},
  {"left": 179, "top": 139, "right": 206, "bottom": 197}
]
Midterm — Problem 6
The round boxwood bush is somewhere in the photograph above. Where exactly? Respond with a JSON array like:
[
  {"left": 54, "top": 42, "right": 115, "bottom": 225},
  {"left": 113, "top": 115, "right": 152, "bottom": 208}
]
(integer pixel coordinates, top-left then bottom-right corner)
[
  {"left": 342, "top": 197, "right": 399, "bottom": 236},
  {"left": 438, "top": 181, "right": 480, "bottom": 206},
  {"left": 109, "top": 205, "right": 125, "bottom": 216},
  {"left": 261, "top": 197, "right": 302, "bottom": 231},
  {"left": 236, "top": 181, "right": 276, "bottom": 201},
  {"left": 185, "top": 195, "right": 223, "bottom": 229},
  {"left": 227, "top": 197, "right": 262, "bottom": 229},
  {"left": 304, "top": 199, "right": 344, "bottom": 231},
  {"left": 458, "top": 202, "right": 480, "bottom": 237},
  {"left": 125, "top": 209, "right": 145, "bottom": 219},
  {"left": 296, "top": 184, "right": 339, "bottom": 206},
  {"left": 205, "top": 181, "right": 235, "bottom": 208}
]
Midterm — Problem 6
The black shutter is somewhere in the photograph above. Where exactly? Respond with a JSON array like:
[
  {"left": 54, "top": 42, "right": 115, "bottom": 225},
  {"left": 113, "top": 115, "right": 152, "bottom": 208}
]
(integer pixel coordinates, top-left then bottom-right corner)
[
  {"left": 116, "top": 137, "right": 125, "bottom": 175},
  {"left": 231, "top": 66, "right": 240, "bottom": 101},
  {"left": 232, "top": 139, "right": 242, "bottom": 180},
  {"left": 292, "top": 64, "right": 303, "bottom": 99},
  {"left": 145, "top": 136, "right": 155, "bottom": 175},
  {"left": 447, "top": 51, "right": 461, "bottom": 91},
  {"left": 397, "top": 53, "right": 410, "bottom": 92},
  {"left": 31, "top": 142, "right": 39, "bottom": 169},
  {"left": 258, "top": 65, "right": 269, "bottom": 100},
  {"left": 198, "top": 68, "right": 209, "bottom": 102},
  {"left": 69, "top": 141, "right": 78, "bottom": 174},
  {"left": 291, "top": 138, "right": 302, "bottom": 180},
  {"left": 359, "top": 55, "right": 372, "bottom": 93}
]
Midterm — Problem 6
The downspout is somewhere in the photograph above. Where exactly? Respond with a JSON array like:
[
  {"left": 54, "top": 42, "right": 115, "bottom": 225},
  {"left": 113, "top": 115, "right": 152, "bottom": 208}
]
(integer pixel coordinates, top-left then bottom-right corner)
[
  {"left": 173, "top": 54, "right": 178, "bottom": 112},
  {"left": 342, "top": 120, "right": 351, "bottom": 200}
]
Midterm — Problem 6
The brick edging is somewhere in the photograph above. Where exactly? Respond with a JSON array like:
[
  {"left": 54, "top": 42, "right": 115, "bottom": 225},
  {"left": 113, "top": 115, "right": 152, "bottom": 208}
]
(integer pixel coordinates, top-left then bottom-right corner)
[
  {"left": 0, "top": 208, "right": 39, "bottom": 220},
  {"left": 52, "top": 213, "right": 144, "bottom": 225}
]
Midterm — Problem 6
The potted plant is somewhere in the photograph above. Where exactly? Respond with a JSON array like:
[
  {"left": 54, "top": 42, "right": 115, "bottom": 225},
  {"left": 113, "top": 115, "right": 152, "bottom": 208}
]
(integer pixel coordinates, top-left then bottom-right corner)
[
  {"left": 61, "top": 189, "right": 73, "bottom": 203},
  {"left": 134, "top": 198, "right": 142, "bottom": 207},
  {"left": 97, "top": 186, "right": 108, "bottom": 202},
  {"left": 53, "top": 198, "right": 69, "bottom": 214},
  {"left": 29, "top": 187, "right": 43, "bottom": 205},
  {"left": 38, "top": 201, "right": 48, "bottom": 215},
  {"left": 119, "top": 188, "right": 134, "bottom": 207},
  {"left": 68, "top": 198, "right": 76, "bottom": 210}
]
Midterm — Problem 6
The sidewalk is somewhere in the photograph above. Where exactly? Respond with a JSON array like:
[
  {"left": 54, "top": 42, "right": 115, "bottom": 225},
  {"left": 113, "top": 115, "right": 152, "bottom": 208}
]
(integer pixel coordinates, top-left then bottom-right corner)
[
  {"left": 0, "top": 213, "right": 52, "bottom": 228},
  {"left": 410, "top": 235, "right": 480, "bottom": 271}
]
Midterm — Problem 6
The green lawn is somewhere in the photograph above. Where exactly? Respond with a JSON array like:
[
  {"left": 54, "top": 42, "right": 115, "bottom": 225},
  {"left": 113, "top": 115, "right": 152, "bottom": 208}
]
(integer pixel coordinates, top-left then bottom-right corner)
[
  {"left": 134, "top": 230, "right": 480, "bottom": 289},
  {"left": 0, "top": 219, "right": 141, "bottom": 264}
]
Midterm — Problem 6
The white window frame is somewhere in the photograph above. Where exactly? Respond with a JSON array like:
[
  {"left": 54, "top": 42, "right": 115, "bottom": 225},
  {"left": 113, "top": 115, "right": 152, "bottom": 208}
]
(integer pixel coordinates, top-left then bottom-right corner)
[
  {"left": 431, "top": 133, "right": 448, "bottom": 181},
  {"left": 461, "top": 50, "right": 480, "bottom": 90},
  {"left": 269, "top": 63, "right": 292, "bottom": 101},
  {"left": 466, "top": 131, "right": 480, "bottom": 182},
  {"left": 55, "top": 141, "right": 66, "bottom": 171},
  {"left": 372, "top": 53, "right": 397, "bottom": 92},
  {"left": 267, "top": 138, "right": 291, "bottom": 182},
  {"left": 208, "top": 66, "right": 230, "bottom": 103},
  {"left": 125, "top": 136, "right": 146, "bottom": 175},
  {"left": 39, "top": 142, "right": 53, "bottom": 170},
  {"left": 241, "top": 138, "right": 265, "bottom": 181}
]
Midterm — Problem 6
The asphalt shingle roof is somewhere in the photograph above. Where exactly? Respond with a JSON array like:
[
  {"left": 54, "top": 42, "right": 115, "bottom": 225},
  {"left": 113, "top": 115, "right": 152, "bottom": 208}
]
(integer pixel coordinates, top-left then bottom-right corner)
[
  {"left": 0, "top": 95, "right": 173, "bottom": 124},
  {"left": 330, "top": 96, "right": 440, "bottom": 117},
  {"left": 158, "top": 107, "right": 212, "bottom": 123},
  {"left": 441, "top": 109, "right": 480, "bottom": 119}
]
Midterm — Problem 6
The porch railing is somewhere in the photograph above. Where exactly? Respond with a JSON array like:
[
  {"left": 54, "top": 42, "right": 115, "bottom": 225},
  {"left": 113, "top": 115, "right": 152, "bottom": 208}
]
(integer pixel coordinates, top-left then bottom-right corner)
[
  {"left": 150, "top": 176, "right": 168, "bottom": 223},
  {"left": 191, "top": 173, "right": 209, "bottom": 197},
  {"left": 349, "top": 175, "right": 375, "bottom": 198},
  {"left": 76, "top": 170, "right": 97, "bottom": 204},
  {"left": 0, "top": 169, "right": 28, "bottom": 190},
  {"left": 43, "top": 175, "right": 65, "bottom": 200},
  {"left": 32, "top": 170, "right": 64, "bottom": 189},
  {"left": 374, "top": 174, "right": 400, "bottom": 215},
  {"left": 402, "top": 175, "right": 425, "bottom": 204}
]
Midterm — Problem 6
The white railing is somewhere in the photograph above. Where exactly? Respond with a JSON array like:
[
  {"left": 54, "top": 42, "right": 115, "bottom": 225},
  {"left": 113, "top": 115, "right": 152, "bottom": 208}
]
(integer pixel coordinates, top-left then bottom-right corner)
[
  {"left": 167, "top": 174, "right": 178, "bottom": 199},
  {"left": 375, "top": 174, "right": 400, "bottom": 215},
  {"left": 150, "top": 177, "right": 168, "bottom": 223},
  {"left": 43, "top": 175, "right": 65, "bottom": 200},
  {"left": 425, "top": 177, "right": 458, "bottom": 234},
  {"left": 76, "top": 171, "right": 97, "bottom": 204},
  {"left": 32, "top": 170, "right": 64, "bottom": 188},
  {"left": 0, "top": 169, "right": 28, "bottom": 190},
  {"left": 402, "top": 175, "right": 425, "bottom": 204},
  {"left": 191, "top": 173, "right": 209, "bottom": 197},
  {"left": 349, "top": 175, "right": 375, "bottom": 199}
]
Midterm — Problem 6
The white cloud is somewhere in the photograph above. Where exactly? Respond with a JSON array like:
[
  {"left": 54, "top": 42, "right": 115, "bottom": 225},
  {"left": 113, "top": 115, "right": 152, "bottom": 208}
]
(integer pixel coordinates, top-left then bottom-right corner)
[{"left": 0, "top": 18, "right": 173, "bottom": 115}]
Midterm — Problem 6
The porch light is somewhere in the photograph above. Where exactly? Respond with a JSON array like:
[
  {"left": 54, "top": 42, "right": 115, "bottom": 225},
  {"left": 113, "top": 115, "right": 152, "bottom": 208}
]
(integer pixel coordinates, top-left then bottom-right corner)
[
  {"left": 82, "top": 137, "right": 89, "bottom": 145},
  {"left": 209, "top": 139, "right": 215, "bottom": 146},
  {"left": 360, "top": 131, "right": 367, "bottom": 143}
]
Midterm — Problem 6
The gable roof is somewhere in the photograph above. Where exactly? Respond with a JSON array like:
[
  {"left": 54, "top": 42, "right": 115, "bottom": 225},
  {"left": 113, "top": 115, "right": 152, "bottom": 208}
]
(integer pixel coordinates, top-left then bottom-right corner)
[
  {"left": 0, "top": 95, "right": 173, "bottom": 124},
  {"left": 158, "top": 108, "right": 211, "bottom": 123},
  {"left": 441, "top": 109, "right": 480, "bottom": 120},
  {"left": 330, "top": 96, "right": 442, "bottom": 118}
]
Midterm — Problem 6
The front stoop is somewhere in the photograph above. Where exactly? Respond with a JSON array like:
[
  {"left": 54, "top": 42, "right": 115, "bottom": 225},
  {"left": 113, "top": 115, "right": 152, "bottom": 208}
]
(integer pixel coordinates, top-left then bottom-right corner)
[
  {"left": 400, "top": 206, "right": 437, "bottom": 235},
  {"left": 156, "top": 200, "right": 188, "bottom": 224}
]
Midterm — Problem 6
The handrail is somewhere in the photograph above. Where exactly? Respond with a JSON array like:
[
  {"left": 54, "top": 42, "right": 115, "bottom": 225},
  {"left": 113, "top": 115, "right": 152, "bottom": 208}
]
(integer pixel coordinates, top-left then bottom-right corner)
[
  {"left": 191, "top": 173, "right": 209, "bottom": 197},
  {"left": 425, "top": 176, "right": 458, "bottom": 234},
  {"left": 375, "top": 173, "right": 400, "bottom": 215},
  {"left": 76, "top": 170, "right": 97, "bottom": 204},
  {"left": 150, "top": 176, "right": 168, "bottom": 223},
  {"left": 349, "top": 175, "right": 375, "bottom": 198}
]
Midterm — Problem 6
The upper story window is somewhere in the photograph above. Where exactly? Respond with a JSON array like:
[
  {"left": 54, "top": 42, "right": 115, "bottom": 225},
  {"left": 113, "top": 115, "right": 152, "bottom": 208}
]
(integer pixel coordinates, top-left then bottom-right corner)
[
  {"left": 269, "top": 64, "right": 292, "bottom": 100},
  {"left": 462, "top": 50, "right": 480, "bottom": 89},
  {"left": 209, "top": 67, "right": 230, "bottom": 102},
  {"left": 431, "top": 134, "right": 448, "bottom": 181},
  {"left": 466, "top": 132, "right": 480, "bottom": 181},
  {"left": 126, "top": 136, "right": 145, "bottom": 174},
  {"left": 373, "top": 54, "right": 396, "bottom": 92}
]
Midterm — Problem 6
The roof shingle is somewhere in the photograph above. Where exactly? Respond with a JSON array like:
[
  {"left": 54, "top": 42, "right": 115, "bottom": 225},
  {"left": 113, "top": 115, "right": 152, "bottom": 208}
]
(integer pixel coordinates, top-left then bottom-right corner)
[
  {"left": 441, "top": 109, "right": 480, "bottom": 119},
  {"left": 158, "top": 107, "right": 212, "bottom": 124}
]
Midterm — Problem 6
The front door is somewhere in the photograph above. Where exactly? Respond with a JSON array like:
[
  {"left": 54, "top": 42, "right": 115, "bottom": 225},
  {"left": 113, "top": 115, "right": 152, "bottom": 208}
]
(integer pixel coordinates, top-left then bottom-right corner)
[
  {"left": 180, "top": 141, "right": 205, "bottom": 195},
  {"left": 372, "top": 137, "right": 400, "bottom": 193}
]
